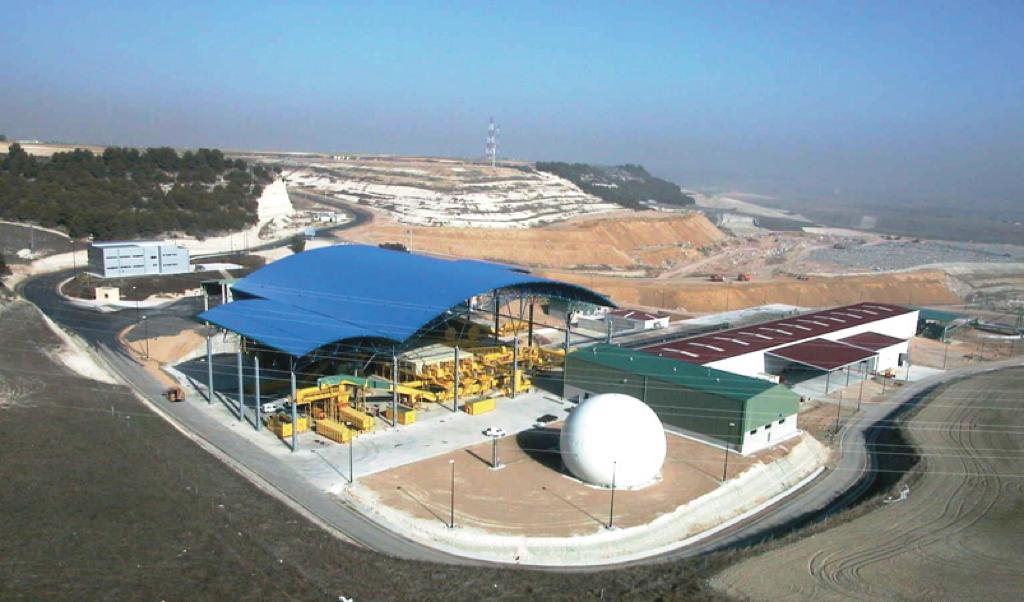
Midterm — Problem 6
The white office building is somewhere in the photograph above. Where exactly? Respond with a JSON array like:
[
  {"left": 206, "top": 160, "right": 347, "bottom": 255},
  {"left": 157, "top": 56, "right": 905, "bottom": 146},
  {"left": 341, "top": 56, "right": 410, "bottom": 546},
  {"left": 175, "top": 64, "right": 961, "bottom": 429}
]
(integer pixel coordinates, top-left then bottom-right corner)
[{"left": 88, "top": 241, "right": 191, "bottom": 278}]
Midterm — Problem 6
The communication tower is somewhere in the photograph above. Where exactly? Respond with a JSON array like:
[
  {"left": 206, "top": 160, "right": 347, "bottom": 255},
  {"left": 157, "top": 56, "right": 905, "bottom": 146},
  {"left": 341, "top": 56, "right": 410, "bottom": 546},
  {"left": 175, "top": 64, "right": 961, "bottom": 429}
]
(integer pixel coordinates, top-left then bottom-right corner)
[{"left": 485, "top": 117, "right": 499, "bottom": 168}]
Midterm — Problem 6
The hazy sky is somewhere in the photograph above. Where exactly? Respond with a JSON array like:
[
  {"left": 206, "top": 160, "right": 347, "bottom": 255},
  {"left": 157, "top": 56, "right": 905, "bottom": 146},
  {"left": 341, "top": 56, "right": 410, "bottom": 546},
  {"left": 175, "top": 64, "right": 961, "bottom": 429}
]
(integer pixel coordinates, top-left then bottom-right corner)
[{"left": 3, "top": 1, "right": 1022, "bottom": 206}]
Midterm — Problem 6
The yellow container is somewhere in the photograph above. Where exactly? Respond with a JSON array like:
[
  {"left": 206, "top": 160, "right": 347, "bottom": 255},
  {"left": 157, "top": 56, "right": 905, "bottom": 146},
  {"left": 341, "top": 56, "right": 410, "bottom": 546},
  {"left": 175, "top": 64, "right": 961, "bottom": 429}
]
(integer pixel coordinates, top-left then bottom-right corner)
[
  {"left": 339, "top": 406, "right": 374, "bottom": 431},
  {"left": 463, "top": 398, "right": 495, "bottom": 416},
  {"left": 386, "top": 406, "right": 417, "bottom": 425},
  {"left": 315, "top": 418, "right": 353, "bottom": 443}
]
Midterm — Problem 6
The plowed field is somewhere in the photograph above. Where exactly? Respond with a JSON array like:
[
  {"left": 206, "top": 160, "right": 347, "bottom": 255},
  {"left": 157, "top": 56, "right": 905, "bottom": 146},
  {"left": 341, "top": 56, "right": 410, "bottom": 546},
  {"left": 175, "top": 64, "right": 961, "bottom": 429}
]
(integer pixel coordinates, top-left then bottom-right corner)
[{"left": 713, "top": 368, "right": 1024, "bottom": 601}]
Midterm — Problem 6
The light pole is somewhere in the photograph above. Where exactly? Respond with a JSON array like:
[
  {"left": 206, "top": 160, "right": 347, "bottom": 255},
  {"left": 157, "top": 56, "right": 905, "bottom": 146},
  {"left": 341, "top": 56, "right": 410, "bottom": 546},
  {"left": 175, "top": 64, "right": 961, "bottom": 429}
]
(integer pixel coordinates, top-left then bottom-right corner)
[
  {"left": 347, "top": 421, "right": 354, "bottom": 483},
  {"left": 448, "top": 459, "right": 456, "bottom": 529},
  {"left": 722, "top": 421, "right": 736, "bottom": 482},
  {"left": 141, "top": 315, "right": 149, "bottom": 360},
  {"left": 607, "top": 459, "right": 617, "bottom": 529},
  {"left": 942, "top": 339, "right": 949, "bottom": 369},
  {"left": 857, "top": 361, "right": 866, "bottom": 411}
]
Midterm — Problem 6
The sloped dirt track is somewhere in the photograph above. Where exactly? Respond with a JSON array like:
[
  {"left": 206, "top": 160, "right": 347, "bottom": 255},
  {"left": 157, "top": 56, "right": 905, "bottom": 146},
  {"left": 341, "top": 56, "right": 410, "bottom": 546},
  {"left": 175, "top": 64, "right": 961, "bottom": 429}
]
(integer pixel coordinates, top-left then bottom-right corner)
[{"left": 713, "top": 367, "right": 1024, "bottom": 601}]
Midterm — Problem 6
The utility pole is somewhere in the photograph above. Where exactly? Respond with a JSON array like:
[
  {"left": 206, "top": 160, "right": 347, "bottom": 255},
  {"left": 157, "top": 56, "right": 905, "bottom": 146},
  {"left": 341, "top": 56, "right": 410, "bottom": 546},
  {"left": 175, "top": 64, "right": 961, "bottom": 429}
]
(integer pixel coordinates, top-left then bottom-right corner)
[
  {"left": 563, "top": 309, "right": 572, "bottom": 396},
  {"left": 857, "top": 361, "right": 866, "bottom": 411},
  {"left": 607, "top": 460, "right": 617, "bottom": 529},
  {"left": 449, "top": 459, "right": 456, "bottom": 529},
  {"left": 347, "top": 421, "right": 354, "bottom": 483},
  {"left": 141, "top": 315, "right": 149, "bottom": 360},
  {"left": 722, "top": 422, "right": 735, "bottom": 482}
]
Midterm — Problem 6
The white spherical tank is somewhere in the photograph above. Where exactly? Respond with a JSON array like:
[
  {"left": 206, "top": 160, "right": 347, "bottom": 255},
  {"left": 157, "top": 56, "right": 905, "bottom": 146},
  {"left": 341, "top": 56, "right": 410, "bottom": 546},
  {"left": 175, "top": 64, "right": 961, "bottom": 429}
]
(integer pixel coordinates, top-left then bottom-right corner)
[{"left": 560, "top": 393, "right": 666, "bottom": 488}]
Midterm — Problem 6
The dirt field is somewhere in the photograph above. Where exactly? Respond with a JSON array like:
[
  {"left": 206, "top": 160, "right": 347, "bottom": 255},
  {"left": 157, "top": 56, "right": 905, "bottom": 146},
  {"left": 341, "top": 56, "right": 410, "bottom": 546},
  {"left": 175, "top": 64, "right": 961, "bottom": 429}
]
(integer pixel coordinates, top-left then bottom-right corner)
[
  {"left": 362, "top": 426, "right": 792, "bottom": 537},
  {"left": 339, "top": 210, "right": 726, "bottom": 270},
  {"left": 0, "top": 221, "right": 85, "bottom": 264},
  {"left": 713, "top": 368, "right": 1024, "bottom": 600},
  {"left": 541, "top": 268, "right": 961, "bottom": 313},
  {"left": 1, "top": 298, "right": 737, "bottom": 600}
]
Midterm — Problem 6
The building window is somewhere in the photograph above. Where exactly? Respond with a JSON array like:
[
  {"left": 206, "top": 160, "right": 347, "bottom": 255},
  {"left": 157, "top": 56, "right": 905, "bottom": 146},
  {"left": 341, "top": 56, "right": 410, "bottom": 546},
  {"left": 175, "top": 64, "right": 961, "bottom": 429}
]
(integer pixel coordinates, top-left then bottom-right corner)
[
  {"left": 764, "top": 422, "right": 772, "bottom": 429},
  {"left": 749, "top": 428, "right": 757, "bottom": 435},
  {"left": 778, "top": 418, "right": 786, "bottom": 425}
]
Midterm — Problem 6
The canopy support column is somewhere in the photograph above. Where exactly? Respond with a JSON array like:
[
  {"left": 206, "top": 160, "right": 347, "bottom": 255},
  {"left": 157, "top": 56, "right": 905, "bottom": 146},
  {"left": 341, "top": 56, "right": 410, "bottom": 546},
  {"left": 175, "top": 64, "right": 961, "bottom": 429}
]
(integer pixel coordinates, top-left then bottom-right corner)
[
  {"left": 527, "top": 302, "right": 534, "bottom": 347},
  {"left": 290, "top": 358, "right": 297, "bottom": 452},
  {"left": 512, "top": 337, "right": 519, "bottom": 399},
  {"left": 254, "top": 354, "right": 261, "bottom": 431},
  {"left": 493, "top": 293, "right": 500, "bottom": 340},
  {"left": 205, "top": 332, "right": 214, "bottom": 404},
  {"left": 236, "top": 347, "right": 244, "bottom": 422},
  {"left": 453, "top": 346, "right": 460, "bottom": 413},
  {"left": 392, "top": 350, "right": 399, "bottom": 426}
]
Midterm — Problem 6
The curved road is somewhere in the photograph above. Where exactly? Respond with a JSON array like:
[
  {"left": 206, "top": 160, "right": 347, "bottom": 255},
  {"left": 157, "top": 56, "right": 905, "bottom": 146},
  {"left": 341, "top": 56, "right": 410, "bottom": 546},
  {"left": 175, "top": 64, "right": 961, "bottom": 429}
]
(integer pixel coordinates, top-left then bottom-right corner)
[{"left": 19, "top": 269, "right": 1021, "bottom": 569}]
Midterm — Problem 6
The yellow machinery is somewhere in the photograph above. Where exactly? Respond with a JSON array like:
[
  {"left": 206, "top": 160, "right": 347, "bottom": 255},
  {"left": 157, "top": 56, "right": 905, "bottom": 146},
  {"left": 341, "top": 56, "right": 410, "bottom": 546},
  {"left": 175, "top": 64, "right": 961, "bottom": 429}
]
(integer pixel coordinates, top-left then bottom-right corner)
[
  {"left": 380, "top": 342, "right": 554, "bottom": 409},
  {"left": 386, "top": 405, "right": 417, "bottom": 425},
  {"left": 315, "top": 418, "right": 353, "bottom": 444},
  {"left": 338, "top": 406, "right": 374, "bottom": 431},
  {"left": 267, "top": 414, "right": 309, "bottom": 438},
  {"left": 463, "top": 398, "right": 495, "bottom": 415}
]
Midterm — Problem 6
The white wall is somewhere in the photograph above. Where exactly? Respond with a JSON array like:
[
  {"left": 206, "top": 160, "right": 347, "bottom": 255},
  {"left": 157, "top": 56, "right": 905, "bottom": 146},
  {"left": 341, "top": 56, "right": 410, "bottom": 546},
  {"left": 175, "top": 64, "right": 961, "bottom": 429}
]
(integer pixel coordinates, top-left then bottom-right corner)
[
  {"left": 874, "top": 341, "right": 909, "bottom": 372},
  {"left": 741, "top": 413, "right": 799, "bottom": 455},
  {"left": 705, "top": 310, "right": 919, "bottom": 378}
]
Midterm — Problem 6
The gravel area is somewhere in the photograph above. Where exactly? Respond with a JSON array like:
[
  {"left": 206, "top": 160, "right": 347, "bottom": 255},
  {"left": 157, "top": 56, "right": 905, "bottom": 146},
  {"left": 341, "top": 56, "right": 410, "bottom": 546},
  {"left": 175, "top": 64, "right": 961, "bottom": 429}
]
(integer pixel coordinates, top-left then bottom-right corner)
[{"left": 808, "top": 240, "right": 1024, "bottom": 271}]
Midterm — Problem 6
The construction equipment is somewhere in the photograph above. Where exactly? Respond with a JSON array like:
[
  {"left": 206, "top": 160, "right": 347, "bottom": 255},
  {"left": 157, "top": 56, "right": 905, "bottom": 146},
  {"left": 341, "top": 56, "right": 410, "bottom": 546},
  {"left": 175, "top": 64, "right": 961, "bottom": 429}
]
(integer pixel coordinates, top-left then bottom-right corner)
[
  {"left": 338, "top": 406, "right": 374, "bottom": 431},
  {"left": 266, "top": 413, "right": 309, "bottom": 439},
  {"left": 709, "top": 273, "right": 726, "bottom": 282},
  {"left": 164, "top": 386, "right": 185, "bottom": 402},
  {"left": 737, "top": 272, "right": 753, "bottom": 282},
  {"left": 385, "top": 405, "right": 417, "bottom": 425},
  {"left": 463, "top": 398, "right": 495, "bottom": 416},
  {"left": 315, "top": 418, "right": 353, "bottom": 444}
]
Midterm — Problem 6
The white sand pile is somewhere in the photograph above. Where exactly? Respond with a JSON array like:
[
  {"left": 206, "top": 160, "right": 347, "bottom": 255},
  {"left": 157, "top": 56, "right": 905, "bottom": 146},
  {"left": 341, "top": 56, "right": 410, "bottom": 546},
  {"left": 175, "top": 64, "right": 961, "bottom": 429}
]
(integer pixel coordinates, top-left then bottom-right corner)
[{"left": 256, "top": 179, "right": 295, "bottom": 226}]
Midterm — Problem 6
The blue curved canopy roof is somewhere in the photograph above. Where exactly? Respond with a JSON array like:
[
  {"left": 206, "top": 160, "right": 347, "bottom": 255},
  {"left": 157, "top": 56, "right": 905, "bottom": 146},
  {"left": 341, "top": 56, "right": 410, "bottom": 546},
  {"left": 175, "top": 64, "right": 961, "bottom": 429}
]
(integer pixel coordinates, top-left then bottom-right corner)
[{"left": 199, "top": 244, "right": 612, "bottom": 357}]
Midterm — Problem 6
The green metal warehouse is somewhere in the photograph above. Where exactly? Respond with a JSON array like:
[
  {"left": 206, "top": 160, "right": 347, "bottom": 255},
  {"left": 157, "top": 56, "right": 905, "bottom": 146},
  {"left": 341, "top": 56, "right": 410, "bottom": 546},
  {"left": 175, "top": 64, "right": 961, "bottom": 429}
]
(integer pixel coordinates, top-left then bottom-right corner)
[{"left": 565, "top": 344, "right": 801, "bottom": 454}]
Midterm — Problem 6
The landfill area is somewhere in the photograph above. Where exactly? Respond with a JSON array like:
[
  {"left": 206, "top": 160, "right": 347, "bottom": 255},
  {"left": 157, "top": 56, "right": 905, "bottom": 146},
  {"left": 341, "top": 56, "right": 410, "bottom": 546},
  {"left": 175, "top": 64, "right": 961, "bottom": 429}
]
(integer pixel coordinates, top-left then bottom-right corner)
[{"left": 806, "top": 239, "right": 1024, "bottom": 272}]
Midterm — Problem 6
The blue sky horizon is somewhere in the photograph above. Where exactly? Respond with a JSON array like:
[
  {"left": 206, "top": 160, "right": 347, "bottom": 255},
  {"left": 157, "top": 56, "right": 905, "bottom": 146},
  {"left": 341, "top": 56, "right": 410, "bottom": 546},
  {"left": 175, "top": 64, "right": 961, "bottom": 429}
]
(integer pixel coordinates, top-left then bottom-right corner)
[{"left": 3, "top": 2, "right": 1022, "bottom": 208}]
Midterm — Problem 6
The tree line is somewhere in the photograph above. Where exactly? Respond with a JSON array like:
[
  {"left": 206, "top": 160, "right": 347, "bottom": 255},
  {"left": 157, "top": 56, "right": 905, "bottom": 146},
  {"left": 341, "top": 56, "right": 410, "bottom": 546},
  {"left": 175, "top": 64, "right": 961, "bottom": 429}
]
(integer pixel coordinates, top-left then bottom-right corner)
[
  {"left": 535, "top": 162, "right": 695, "bottom": 210},
  {"left": 0, "top": 144, "right": 272, "bottom": 240}
]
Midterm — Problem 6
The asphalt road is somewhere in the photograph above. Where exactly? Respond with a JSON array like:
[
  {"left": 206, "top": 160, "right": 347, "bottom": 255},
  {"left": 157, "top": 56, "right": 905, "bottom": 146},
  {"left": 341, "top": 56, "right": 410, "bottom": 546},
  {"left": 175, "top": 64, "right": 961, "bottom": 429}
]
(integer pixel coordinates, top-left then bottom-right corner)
[
  {"left": 20, "top": 269, "right": 1023, "bottom": 569},
  {"left": 20, "top": 271, "right": 467, "bottom": 565}
]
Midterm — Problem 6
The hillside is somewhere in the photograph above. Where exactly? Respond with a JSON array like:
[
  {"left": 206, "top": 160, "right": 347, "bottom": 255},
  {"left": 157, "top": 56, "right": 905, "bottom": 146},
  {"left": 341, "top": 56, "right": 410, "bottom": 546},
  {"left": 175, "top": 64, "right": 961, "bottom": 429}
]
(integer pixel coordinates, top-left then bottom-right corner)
[
  {"left": 0, "top": 144, "right": 272, "bottom": 240},
  {"left": 535, "top": 162, "right": 695, "bottom": 210},
  {"left": 276, "top": 155, "right": 620, "bottom": 228},
  {"left": 541, "top": 269, "right": 961, "bottom": 312},
  {"left": 340, "top": 211, "right": 726, "bottom": 270}
]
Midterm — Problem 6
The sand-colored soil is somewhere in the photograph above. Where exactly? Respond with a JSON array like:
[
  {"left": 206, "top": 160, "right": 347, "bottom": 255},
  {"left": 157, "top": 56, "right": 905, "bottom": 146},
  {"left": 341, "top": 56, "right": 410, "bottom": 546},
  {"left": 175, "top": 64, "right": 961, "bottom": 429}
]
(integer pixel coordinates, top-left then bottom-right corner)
[
  {"left": 714, "top": 367, "right": 1024, "bottom": 601},
  {"left": 360, "top": 426, "right": 793, "bottom": 537},
  {"left": 540, "top": 269, "right": 961, "bottom": 312},
  {"left": 340, "top": 211, "right": 726, "bottom": 270},
  {"left": 124, "top": 325, "right": 204, "bottom": 388}
]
